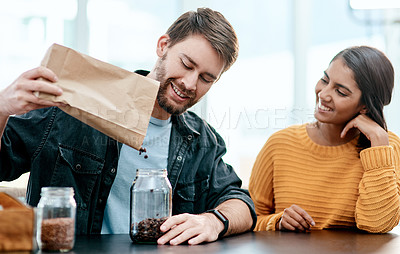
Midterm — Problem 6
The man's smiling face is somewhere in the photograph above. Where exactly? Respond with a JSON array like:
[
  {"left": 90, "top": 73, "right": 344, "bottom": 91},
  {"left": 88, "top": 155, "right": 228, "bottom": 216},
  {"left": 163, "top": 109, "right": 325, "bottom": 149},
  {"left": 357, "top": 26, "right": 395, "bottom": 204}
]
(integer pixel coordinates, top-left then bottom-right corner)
[{"left": 152, "top": 34, "right": 224, "bottom": 117}]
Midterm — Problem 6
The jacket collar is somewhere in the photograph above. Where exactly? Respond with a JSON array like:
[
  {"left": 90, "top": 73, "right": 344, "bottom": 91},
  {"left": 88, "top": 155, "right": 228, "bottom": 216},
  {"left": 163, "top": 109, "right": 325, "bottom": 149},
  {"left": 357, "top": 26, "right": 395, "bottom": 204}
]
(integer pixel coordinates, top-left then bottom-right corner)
[{"left": 172, "top": 113, "right": 200, "bottom": 137}]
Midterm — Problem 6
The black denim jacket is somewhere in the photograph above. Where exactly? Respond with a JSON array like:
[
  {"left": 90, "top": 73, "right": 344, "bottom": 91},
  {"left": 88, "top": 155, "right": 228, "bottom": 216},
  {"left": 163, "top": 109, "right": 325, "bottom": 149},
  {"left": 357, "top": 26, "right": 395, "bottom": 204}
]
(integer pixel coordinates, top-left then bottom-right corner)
[{"left": 1, "top": 107, "right": 256, "bottom": 234}]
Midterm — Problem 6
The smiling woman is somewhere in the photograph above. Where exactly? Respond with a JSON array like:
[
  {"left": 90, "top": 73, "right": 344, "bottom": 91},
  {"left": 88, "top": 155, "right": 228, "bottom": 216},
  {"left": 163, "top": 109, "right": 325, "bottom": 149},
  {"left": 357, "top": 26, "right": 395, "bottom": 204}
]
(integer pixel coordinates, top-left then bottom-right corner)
[
  {"left": 313, "top": 58, "right": 365, "bottom": 139},
  {"left": 249, "top": 46, "right": 400, "bottom": 234}
]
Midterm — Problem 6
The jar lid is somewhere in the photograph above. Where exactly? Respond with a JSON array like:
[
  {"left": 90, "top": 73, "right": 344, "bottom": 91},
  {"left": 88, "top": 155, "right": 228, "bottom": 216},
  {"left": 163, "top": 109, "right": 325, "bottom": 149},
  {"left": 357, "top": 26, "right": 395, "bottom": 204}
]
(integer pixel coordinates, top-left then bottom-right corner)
[
  {"left": 136, "top": 168, "right": 167, "bottom": 176},
  {"left": 40, "top": 187, "right": 74, "bottom": 196}
]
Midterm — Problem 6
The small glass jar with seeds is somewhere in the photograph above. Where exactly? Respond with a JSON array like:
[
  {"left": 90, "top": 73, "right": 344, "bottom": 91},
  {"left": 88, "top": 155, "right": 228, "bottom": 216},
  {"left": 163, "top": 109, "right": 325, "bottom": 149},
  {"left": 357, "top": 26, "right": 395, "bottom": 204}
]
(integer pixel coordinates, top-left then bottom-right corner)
[{"left": 36, "top": 187, "right": 76, "bottom": 252}]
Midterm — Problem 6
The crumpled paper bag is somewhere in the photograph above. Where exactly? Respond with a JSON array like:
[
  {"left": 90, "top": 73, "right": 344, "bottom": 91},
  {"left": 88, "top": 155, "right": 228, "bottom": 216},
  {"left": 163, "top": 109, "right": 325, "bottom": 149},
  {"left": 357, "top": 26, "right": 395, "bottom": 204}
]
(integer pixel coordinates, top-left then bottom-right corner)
[
  {"left": 36, "top": 43, "right": 159, "bottom": 150},
  {"left": 0, "top": 192, "right": 34, "bottom": 251}
]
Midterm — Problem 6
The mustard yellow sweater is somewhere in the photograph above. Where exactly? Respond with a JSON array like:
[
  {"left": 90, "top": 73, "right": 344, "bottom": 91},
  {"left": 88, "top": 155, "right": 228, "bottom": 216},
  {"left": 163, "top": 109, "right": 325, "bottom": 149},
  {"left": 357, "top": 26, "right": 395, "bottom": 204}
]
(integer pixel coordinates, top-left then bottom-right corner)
[{"left": 249, "top": 124, "right": 400, "bottom": 233}]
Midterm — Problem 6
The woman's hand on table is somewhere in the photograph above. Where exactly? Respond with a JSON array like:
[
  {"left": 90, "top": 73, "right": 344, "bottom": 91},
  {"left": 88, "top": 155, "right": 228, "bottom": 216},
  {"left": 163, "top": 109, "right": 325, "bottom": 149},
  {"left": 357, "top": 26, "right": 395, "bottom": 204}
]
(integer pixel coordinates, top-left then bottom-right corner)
[{"left": 279, "top": 204, "right": 315, "bottom": 232}]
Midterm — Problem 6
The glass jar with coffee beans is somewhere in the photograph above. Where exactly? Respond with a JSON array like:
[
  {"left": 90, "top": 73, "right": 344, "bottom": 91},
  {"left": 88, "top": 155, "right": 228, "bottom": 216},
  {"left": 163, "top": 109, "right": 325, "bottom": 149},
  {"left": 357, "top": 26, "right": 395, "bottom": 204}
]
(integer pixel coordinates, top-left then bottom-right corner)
[
  {"left": 130, "top": 168, "right": 172, "bottom": 243},
  {"left": 36, "top": 187, "right": 76, "bottom": 252}
]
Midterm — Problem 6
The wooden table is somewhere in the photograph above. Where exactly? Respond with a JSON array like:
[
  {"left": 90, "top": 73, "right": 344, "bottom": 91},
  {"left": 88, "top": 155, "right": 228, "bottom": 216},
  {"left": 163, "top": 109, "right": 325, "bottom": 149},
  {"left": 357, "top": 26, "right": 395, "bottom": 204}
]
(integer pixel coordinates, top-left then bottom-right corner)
[{"left": 35, "top": 229, "right": 400, "bottom": 254}]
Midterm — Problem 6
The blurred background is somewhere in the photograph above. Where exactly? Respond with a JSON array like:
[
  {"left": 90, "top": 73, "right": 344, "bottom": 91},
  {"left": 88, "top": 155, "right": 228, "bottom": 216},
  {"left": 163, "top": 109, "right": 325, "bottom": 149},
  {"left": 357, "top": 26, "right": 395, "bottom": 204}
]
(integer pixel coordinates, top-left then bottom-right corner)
[{"left": 1, "top": 0, "right": 400, "bottom": 189}]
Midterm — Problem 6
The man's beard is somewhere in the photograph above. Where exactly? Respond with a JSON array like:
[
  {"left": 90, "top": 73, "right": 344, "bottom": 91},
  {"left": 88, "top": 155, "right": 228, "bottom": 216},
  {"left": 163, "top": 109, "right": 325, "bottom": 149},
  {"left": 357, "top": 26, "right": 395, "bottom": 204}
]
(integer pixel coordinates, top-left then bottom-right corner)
[{"left": 155, "top": 55, "right": 197, "bottom": 115}]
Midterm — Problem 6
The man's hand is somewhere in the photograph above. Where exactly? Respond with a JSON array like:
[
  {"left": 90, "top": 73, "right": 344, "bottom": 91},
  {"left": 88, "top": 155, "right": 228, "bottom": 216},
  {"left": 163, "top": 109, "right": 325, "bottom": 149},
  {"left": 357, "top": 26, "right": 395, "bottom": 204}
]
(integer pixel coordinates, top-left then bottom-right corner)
[
  {"left": 0, "top": 66, "right": 64, "bottom": 116},
  {"left": 279, "top": 204, "right": 315, "bottom": 232},
  {"left": 157, "top": 213, "right": 224, "bottom": 245}
]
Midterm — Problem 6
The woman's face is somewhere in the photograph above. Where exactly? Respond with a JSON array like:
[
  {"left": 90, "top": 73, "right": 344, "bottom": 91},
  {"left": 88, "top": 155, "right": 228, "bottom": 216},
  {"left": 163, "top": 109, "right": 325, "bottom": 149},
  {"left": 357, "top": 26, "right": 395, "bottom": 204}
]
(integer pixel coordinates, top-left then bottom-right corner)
[{"left": 314, "top": 58, "right": 365, "bottom": 126}]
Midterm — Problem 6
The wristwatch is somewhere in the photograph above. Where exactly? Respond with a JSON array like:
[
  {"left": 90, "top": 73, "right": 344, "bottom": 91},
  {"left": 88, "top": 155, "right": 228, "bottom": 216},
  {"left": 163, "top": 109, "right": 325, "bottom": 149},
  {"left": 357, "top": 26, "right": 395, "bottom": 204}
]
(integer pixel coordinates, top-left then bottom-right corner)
[{"left": 205, "top": 209, "right": 229, "bottom": 238}]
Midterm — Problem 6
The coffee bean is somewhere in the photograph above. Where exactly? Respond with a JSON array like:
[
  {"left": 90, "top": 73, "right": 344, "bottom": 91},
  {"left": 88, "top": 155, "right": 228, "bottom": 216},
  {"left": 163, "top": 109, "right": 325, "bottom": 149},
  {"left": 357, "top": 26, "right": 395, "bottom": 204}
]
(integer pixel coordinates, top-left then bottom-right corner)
[
  {"left": 138, "top": 147, "right": 147, "bottom": 155},
  {"left": 131, "top": 217, "right": 168, "bottom": 242},
  {"left": 138, "top": 147, "right": 149, "bottom": 159}
]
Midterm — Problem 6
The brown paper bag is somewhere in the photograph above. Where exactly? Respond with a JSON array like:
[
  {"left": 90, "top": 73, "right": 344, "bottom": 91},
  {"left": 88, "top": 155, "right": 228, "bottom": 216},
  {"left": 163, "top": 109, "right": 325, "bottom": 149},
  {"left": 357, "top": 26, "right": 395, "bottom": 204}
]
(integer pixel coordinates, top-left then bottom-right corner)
[
  {"left": 0, "top": 192, "right": 34, "bottom": 251},
  {"left": 36, "top": 43, "right": 159, "bottom": 150}
]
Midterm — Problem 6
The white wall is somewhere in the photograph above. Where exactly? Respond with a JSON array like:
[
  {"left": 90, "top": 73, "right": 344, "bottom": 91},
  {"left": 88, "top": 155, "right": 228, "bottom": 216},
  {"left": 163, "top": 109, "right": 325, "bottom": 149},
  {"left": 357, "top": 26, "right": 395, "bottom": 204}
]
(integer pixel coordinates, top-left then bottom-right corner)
[{"left": 1, "top": 0, "right": 400, "bottom": 189}]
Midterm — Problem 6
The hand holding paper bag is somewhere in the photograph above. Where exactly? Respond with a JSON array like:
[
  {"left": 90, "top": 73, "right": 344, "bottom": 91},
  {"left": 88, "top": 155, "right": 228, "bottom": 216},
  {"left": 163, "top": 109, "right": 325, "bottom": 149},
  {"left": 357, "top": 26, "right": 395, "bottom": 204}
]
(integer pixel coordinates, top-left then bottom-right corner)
[{"left": 36, "top": 43, "right": 159, "bottom": 150}]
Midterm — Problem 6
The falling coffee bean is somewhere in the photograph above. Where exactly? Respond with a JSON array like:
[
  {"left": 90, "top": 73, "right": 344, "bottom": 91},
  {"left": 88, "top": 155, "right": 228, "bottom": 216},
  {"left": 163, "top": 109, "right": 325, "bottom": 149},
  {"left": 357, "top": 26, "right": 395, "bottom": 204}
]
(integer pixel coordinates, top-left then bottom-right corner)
[
  {"left": 138, "top": 147, "right": 149, "bottom": 159},
  {"left": 138, "top": 147, "right": 147, "bottom": 155}
]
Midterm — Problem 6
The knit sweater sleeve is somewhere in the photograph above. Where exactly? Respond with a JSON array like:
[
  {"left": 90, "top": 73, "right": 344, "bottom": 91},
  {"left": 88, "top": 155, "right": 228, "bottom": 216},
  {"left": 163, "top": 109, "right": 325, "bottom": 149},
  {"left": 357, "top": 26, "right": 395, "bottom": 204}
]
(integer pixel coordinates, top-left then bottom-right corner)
[
  {"left": 356, "top": 132, "right": 400, "bottom": 233},
  {"left": 249, "top": 132, "right": 283, "bottom": 231}
]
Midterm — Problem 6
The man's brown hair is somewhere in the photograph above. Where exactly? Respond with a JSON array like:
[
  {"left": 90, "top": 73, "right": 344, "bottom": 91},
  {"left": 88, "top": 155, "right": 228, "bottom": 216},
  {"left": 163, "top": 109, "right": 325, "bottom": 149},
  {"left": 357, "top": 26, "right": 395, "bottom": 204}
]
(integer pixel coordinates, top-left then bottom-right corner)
[{"left": 166, "top": 7, "right": 239, "bottom": 73}]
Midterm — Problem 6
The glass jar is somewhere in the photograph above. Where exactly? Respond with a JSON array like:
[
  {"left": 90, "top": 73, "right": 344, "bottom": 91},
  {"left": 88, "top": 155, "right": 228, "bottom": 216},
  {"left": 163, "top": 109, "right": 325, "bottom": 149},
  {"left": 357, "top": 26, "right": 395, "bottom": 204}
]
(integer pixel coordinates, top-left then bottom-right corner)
[
  {"left": 130, "top": 168, "right": 172, "bottom": 243},
  {"left": 36, "top": 187, "right": 76, "bottom": 252}
]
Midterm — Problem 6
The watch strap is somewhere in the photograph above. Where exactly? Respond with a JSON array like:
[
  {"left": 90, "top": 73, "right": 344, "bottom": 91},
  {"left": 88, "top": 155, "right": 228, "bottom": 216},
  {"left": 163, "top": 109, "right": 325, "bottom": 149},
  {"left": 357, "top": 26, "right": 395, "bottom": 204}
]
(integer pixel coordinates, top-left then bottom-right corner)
[{"left": 205, "top": 209, "right": 229, "bottom": 238}]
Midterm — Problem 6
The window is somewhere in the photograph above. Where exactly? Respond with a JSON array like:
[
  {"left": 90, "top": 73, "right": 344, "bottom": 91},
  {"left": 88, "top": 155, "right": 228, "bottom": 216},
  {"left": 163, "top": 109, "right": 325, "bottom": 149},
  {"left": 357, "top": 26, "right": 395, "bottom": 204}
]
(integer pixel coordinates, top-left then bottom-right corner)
[{"left": 1, "top": 0, "right": 398, "bottom": 188}]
